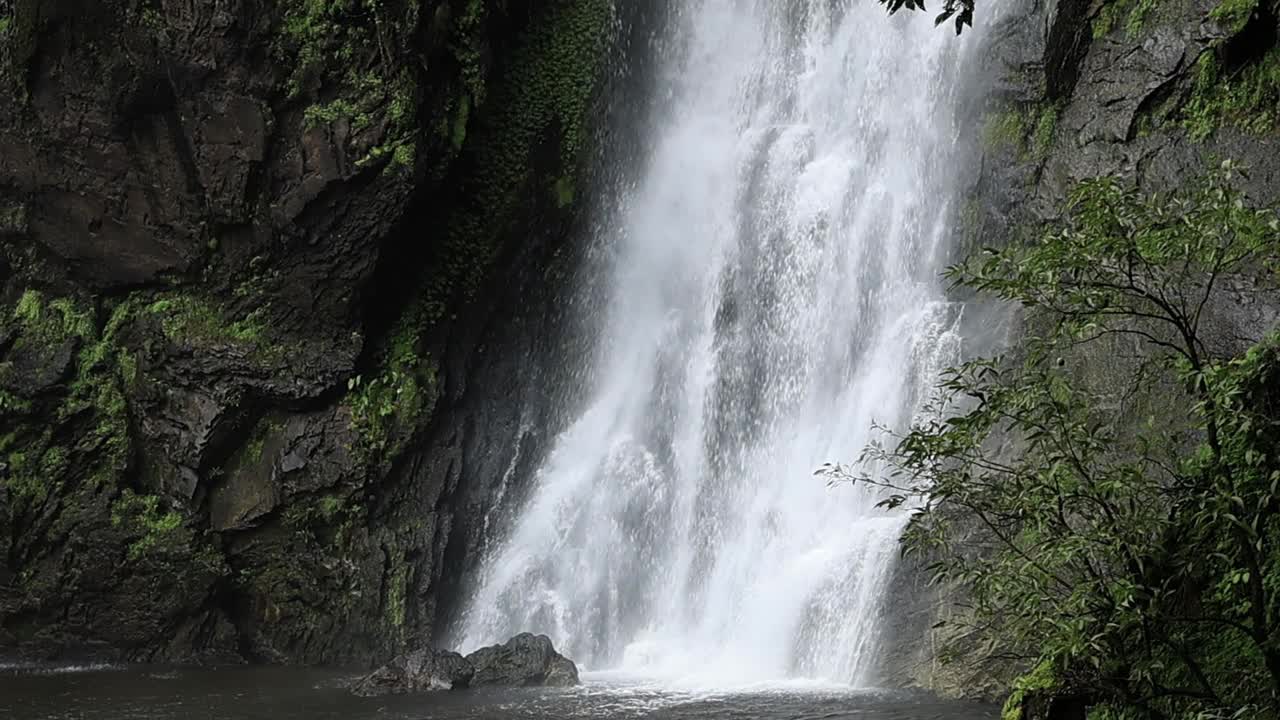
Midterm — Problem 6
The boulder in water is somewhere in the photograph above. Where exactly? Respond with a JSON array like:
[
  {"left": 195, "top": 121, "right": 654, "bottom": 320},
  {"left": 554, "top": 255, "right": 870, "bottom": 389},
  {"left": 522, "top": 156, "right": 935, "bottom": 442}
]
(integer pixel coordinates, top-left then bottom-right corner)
[
  {"left": 464, "top": 633, "right": 579, "bottom": 687},
  {"left": 350, "top": 648, "right": 474, "bottom": 696}
]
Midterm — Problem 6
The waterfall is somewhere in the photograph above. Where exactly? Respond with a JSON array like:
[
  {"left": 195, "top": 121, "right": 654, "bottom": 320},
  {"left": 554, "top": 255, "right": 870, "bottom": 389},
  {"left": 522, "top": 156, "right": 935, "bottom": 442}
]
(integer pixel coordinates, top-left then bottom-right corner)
[{"left": 455, "top": 0, "right": 992, "bottom": 687}]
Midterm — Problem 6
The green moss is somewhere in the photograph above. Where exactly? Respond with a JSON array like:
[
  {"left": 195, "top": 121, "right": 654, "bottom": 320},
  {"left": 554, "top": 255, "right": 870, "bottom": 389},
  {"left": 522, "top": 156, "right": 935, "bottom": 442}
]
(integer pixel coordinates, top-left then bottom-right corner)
[
  {"left": 553, "top": 175, "right": 575, "bottom": 208},
  {"left": 1093, "top": 1, "right": 1121, "bottom": 39},
  {"left": 428, "top": 0, "right": 612, "bottom": 305},
  {"left": 1123, "top": 0, "right": 1155, "bottom": 38},
  {"left": 390, "top": 141, "right": 415, "bottom": 169},
  {"left": 118, "top": 351, "right": 138, "bottom": 389},
  {"left": 279, "top": 0, "right": 351, "bottom": 97},
  {"left": 303, "top": 98, "right": 369, "bottom": 129},
  {"left": 347, "top": 308, "right": 435, "bottom": 459},
  {"left": 983, "top": 109, "right": 1028, "bottom": 154},
  {"left": 4, "top": 442, "right": 48, "bottom": 502},
  {"left": 0, "top": 201, "right": 27, "bottom": 233},
  {"left": 1086, "top": 705, "right": 1141, "bottom": 720},
  {"left": 244, "top": 429, "right": 268, "bottom": 464},
  {"left": 0, "top": 391, "right": 31, "bottom": 413},
  {"left": 450, "top": 94, "right": 471, "bottom": 152},
  {"left": 1183, "top": 48, "right": 1280, "bottom": 140},
  {"left": 5, "top": 294, "right": 139, "bottom": 496},
  {"left": 1210, "top": 0, "right": 1259, "bottom": 34},
  {"left": 278, "top": 0, "right": 420, "bottom": 162},
  {"left": 13, "top": 289, "right": 43, "bottom": 325},
  {"left": 10, "top": 289, "right": 95, "bottom": 344},
  {"left": 111, "top": 490, "right": 185, "bottom": 562},
  {"left": 146, "top": 295, "right": 270, "bottom": 349},
  {"left": 1092, "top": 0, "right": 1157, "bottom": 40},
  {"left": 384, "top": 562, "right": 409, "bottom": 630},
  {"left": 318, "top": 495, "right": 344, "bottom": 521},
  {"left": 1, "top": 0, "right": 41, "bottom": 99},
  {"left": 387, "top": 82, "right": 413, "bottom": 127},
  {"left": 451, "top": 0, "right": 488, "bottom": 107},
  {"left": 1001, "top": 660, "right": 1059, "bottom": 720},
  {"left": 1031, "top": 104, "right": 1059, "bottom": 159},
  {"left": 49, "top": 298, "right": 95, "bottom": 339},
  {"left": 139, "top": 7, "right": 163, "bottom": 32}
]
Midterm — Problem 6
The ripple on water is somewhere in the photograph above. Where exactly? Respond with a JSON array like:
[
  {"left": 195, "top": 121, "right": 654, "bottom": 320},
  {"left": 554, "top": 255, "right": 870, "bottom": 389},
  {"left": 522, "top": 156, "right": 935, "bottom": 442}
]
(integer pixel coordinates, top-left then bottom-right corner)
[{"left": 0, "top": 665, "right": 998, "bottom": 720}]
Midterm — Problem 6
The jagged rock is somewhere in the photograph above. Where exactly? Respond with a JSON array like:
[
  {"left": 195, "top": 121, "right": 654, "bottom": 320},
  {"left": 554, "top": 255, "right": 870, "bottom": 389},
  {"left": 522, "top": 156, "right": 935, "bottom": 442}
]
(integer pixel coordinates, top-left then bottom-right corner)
[
  {"left": 464, "top": 633, "right": 580, "bottom": 687},
  {"left": 878, "top": 0, "right": 1280, "bottom": 703},
  {"left": 0, "top": 0, "right": 625, "bottom": 667},
  {"left": 350, "top": 648, "right": 475, "bottom": 696}
]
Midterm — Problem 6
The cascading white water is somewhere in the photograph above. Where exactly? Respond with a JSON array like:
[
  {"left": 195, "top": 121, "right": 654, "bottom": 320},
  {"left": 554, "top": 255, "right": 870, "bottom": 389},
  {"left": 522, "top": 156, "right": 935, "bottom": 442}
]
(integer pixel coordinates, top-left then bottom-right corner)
[{"left": 456, "top": 0, "right": 993, "bottom": 687}]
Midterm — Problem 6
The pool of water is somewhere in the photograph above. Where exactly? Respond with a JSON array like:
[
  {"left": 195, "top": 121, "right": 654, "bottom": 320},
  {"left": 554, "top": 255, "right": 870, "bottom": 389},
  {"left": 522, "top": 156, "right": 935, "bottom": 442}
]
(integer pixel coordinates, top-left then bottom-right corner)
[{"left": 0, "top": 664, "right": 998, "bottom": 719}]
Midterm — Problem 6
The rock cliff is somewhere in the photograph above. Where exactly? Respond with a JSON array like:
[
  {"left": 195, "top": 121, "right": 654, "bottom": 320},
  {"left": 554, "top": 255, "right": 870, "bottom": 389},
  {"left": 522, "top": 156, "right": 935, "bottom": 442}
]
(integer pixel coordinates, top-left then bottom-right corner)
[
  {"left": 878, "top": 0, "right": 1280, "bottom": 699},
  {"left": 0, "top": 0, "right": 637, "bottom": 665}
]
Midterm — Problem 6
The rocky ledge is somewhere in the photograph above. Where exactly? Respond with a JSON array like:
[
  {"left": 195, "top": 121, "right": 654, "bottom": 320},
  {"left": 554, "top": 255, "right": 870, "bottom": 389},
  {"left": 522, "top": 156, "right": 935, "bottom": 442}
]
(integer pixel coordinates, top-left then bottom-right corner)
[{"left": 351, "top": 633, "right": 578, "bottom": 696}]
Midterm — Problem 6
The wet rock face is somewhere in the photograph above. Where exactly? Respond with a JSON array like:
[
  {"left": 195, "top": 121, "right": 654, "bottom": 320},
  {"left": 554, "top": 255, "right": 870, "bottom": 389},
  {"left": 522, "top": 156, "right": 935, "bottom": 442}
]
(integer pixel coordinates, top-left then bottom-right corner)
[
  {"left": 464, "top": 633, "right": 580, "bottom": 688},
  {"left": 350, "top": 634, "right": 578, "bottom": 696},
  {"left": 350, "top": 648, "right": 475, "bottom": 696},
  {"left": 877, "top": 0, "right": 1280, "bottom": 702},
  {"left": 0, "top": 0, "right": 621, "bottom": 666}
]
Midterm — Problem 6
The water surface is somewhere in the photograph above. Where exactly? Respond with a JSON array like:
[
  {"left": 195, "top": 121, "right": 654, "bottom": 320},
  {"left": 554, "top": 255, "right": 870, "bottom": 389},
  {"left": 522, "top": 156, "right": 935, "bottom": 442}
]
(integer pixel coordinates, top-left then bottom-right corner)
[{"left": 0, "top": 665, "right": 997, "bottom": 719}]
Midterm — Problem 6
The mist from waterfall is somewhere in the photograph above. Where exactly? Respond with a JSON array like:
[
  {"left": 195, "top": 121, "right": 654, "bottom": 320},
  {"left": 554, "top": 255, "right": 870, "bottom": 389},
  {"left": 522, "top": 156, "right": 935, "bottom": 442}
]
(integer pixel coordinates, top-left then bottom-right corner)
[{"left": 454, "top": 0, "right": 996, "bottom": 687}]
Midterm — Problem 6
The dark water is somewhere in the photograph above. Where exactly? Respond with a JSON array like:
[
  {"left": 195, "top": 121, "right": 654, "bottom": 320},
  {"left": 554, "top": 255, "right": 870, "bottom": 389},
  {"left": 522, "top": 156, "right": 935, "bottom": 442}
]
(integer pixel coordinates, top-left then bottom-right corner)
[{"left": 0, "top": 665, "right": 997, "bottom": 719}]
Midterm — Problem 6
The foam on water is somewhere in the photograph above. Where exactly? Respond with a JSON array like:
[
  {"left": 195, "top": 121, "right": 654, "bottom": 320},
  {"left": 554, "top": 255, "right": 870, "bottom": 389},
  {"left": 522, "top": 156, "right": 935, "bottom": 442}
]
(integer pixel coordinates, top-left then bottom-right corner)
[{"left": 455, "top": 0, "right": 1000, "bottom": 687}]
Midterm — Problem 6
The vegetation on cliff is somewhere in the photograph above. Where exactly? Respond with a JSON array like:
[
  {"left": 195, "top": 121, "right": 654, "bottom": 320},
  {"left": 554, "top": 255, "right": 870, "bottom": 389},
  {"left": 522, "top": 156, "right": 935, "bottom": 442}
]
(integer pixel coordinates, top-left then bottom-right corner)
[
  {"left": 0, "top": 0, "right": 615, "bottom": 665},
  {"left": 829, "top": 163, "right": 1280, "bottom": 718}
]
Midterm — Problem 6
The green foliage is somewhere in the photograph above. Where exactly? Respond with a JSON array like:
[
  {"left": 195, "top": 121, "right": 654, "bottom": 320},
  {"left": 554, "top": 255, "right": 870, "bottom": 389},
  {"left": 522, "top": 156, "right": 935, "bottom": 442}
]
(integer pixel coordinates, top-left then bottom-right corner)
[
  {"left": 2, "top": 444, "right": 63, "bottom": 503},
  {"left": 347, "top": 308, "right": 435, "bottom": 459},
  {"left": 2, "top": 293, "right": 148, "bottom": 530},
  {"left": 879, "top": 0, "right": 974, "bottom": 34},
  {"left": 278, "top": 0, "right": 420, "bottom": 173},
  {"left": 0, "top": 201, "right": 27, "bottom": 233},
  {"left": 983, "top": 109, "right": 1027, "bottom": 153},
  {"left": 983, "top": 102, "right": 1059, "bottom": 161},
  {"left": 450, "top": 94, "right": 471, "bottom": 152},
  {"left": 303, "top": 98, "right": 368, "bottom": 129},
  {"left": 111, "top": 490, "right": 184, "bottom": 562},
  {"left": 390, "top": 141, "right": 415, "bottom": 169},
  {"left": 1183, "top": 48, "right": 1280, "bottom": 140},
  {"left": 1092, "top": 0, "right": 1158, "bottom": 40},
  {"left": 434, "top": 0, "right": 612, "bottom": 301},
  {"left": 1003, "top": 661, "right": 1060, "bottom": 720},
  {"left": 318, "top": 494, "right": 344, "bottom": 521},
  {"left": 118, "top": 351, "right": 138, "bottom": 389},
  {"left": 1, "top": 0, "right": 40, "bottom": 99},
  {"left": 280, "top": 0, "right": 355, "bottom": 98},
  {"left": 1093, "top": 1, "right": 1121, "bottom": 39},
  {"left": 829, "top": 162, "right": 1280, "bottom": 718},
  {"left": 385, "top": 562, "right": 409, "bottom": 630},
  {"left": 138, "top": 7, "right": 163, "bottom": 32},
  {"left": 1031, "top": 104, "right": 1059, "bottom": 159},
  {"left": 1210, "top": 0, "right": 1260, "bottom": 34},
  {"left": 1086, "top": 705, "right": 1143, "bottom": 720},
  {"left": 13, "top": 289, "right": 44, "bottom": 325},
  {"left": 1124, "top": 0, "right": 1156, "bottom": 38},
  {"left": 146, "top": 295, "right": 269, "bottom": 349},
  {"left": 553, "top": 175, "right": 576, "bottom": 208},
  {"left": 451, "top": 0, "right": 488, "bottom": 105},
  {"left": 11, "top": 289, "right": 94, "bottom": 344}
]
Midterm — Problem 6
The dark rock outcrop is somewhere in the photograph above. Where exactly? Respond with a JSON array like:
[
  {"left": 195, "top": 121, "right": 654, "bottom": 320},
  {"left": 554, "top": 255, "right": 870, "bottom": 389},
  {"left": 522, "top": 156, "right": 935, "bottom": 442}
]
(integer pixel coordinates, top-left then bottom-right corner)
[
  {"left": 465, "top": 633, "right": 579, "bottom": 687},
  {"left": 350, "top": 633, "right": 578, "bottom": 695},
  {"left": 350, "top": 647, "right": 475, "bottom": 696},
  {"left": 0, "top": 0, "right": 636, "bottom": 666}
]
